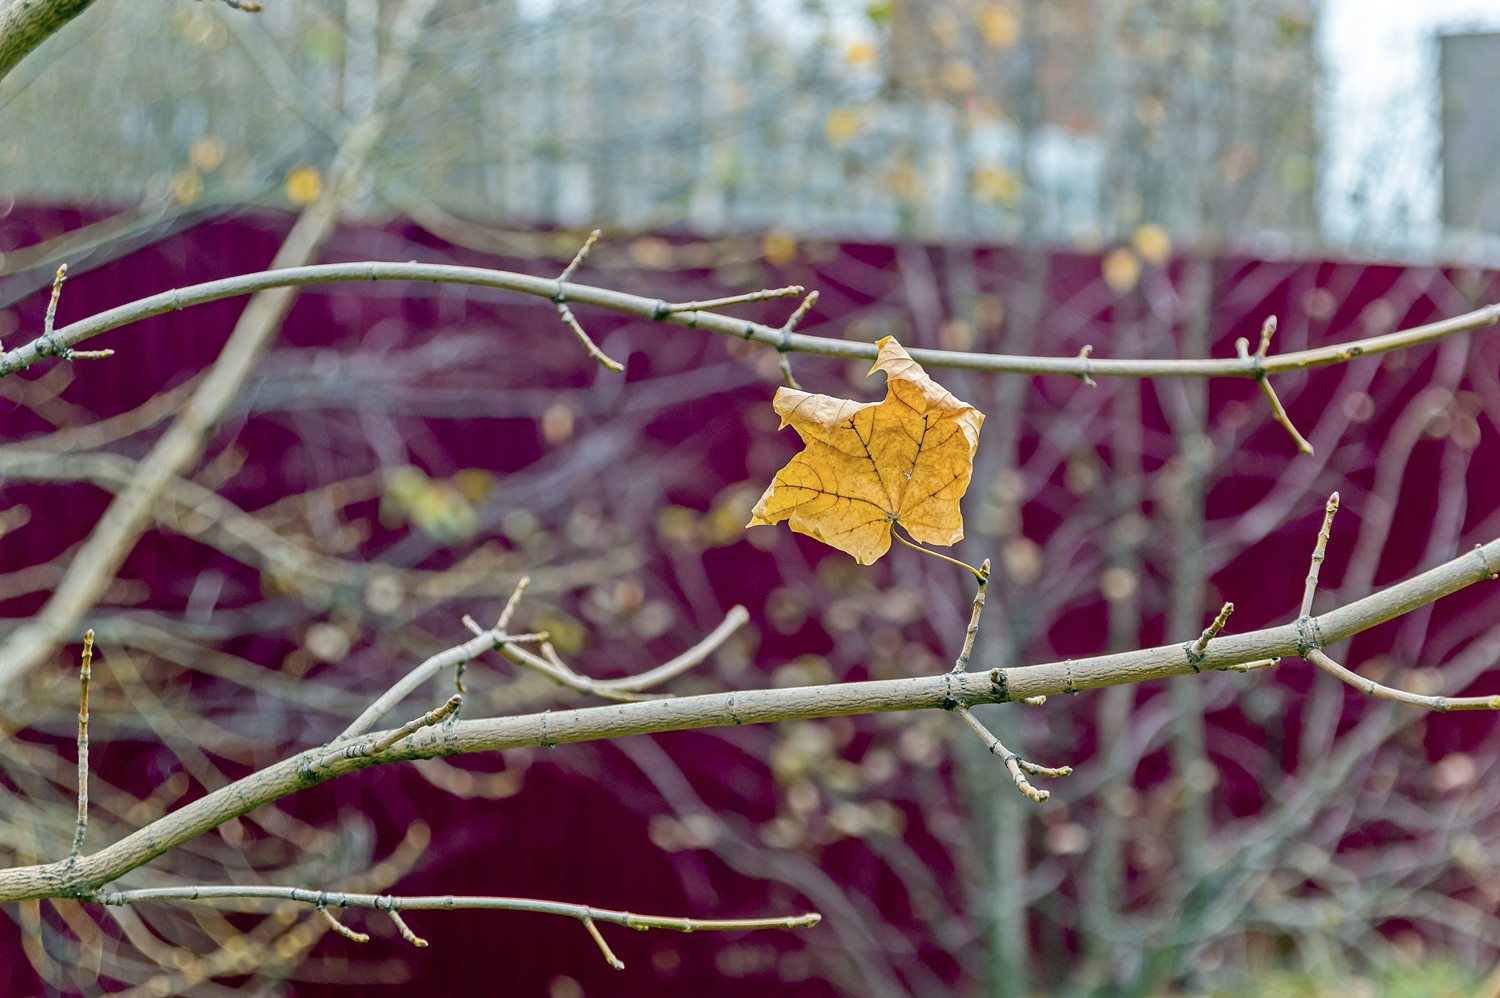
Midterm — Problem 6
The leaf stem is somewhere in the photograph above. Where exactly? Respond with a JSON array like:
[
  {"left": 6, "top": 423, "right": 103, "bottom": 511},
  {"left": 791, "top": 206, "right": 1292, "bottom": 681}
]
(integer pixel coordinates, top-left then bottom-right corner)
[{"left": 894, "top": 527, "right": 987, "bottom": 581}]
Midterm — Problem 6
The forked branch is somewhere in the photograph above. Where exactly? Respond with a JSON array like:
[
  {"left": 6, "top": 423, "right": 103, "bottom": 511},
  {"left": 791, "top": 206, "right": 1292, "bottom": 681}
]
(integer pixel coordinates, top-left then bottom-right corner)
[
  {"left": 95, "top": 885, "right": 820, "bottom": 971},
  {"left": 1292, "top": 492, "right": 1500, "bottom": 711},
  {"left": 552, "top": 229, "right": 625, "bottom": 372},
  {"left": 0, "top": 497, "right": 1487, "bottom": 912}
]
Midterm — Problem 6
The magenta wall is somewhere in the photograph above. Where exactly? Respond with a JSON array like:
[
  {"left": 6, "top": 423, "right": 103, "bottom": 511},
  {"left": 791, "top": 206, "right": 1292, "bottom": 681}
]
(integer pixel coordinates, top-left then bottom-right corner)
[{"left": 2, "top": 204, "right": 1499, "bottom": 994}]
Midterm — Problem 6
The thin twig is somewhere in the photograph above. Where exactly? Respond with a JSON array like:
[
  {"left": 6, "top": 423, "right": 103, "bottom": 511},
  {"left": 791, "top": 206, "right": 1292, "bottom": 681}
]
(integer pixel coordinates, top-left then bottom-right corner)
[
  {"left": 341, "top": 599, "right": 541, "bottom": 739},
  {"left": 496, "top": 641, "right": 655, "bottom": 703},
  {"left": 658, "top": 286, "right": 805, "bottom": 314},
  {"left": 592, "top": 606, "right": 749, "bottom": 693},
  {"left": 781, "top": 290, "right": 819, "bottom": 332},
  {"left": 1254, "top": 376, "right": 1312, "bottom": 454},
  {"left": 1237, "top": 321, "right": 1312, "bottom": 454},
  {"left": 369, "top": 695, "right": 463, "bottom": 754},
  {"left": 557, "top": 230, "right": 599, "bottom": 283},
  {"left": 496, "top": 575, "right": 530, "bottom": 631},
  {"left": 954, "top": 706, "right": 1072, "bottom": 803},
  {"left": 323, "top": 696, "right": 462, "bottom": 768},
  {"left": 779, "top": 354, "right": 800, "bottom": 389},
  {"left": 1216, "top": 657, "right": 1279, "bottom": 673},
  {"left": 554, "top": 229, "right": 624, "bottom": 373},
  {"left": 44, "top": 263, "right": 66, "bottom": 338},
  {"left": 1301, "top": 492, "right": 1340, "bottom": 618},
  {"left": 1305, "top": 649, "right": 1500, "bottom": 712},
  {"left": 894, "top": 528, "right": 986, "bottom": 581},
  {"left": 317, "top": 905, "right": 369, "bottom": 943},
  {"left": 387, "top": 908, "right": 428, "bottom": 947},
  {"left": 480, "top": 605, "right": 747, "bottom": 700},
  {"left": 69, "top": 629, "right": 95, "bottom": 861},
  {"left": 1189, "top": 602, "right": 1235, "bottom": 659},
  {"left": 584, "top": 916, "right": 624, "bottom": 970},
  {"left": 36, "top": 264, "right": 108, "bottom": 361},
  {"left": 951, "top": 559, "right": 991, "bottom": 673}
]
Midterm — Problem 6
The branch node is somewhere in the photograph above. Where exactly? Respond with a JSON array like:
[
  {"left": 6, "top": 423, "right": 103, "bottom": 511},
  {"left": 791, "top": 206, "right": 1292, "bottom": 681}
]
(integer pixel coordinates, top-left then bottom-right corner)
[
  {"left": 553, "top": 230, "right": 624, "bottom": 373},
  {"left": 1293, "top": 616, "right": 1316, "bottom": 657},
  {"left": 38, "top": 263, "right": 74, "bottom": 359},
  {"left": 780, "top": 290, "right": 819, "bottom": 340},
  {"left": 1239, "top": 315, "right": 1309, "bottom": 453},
  {"left": 1474, "top": 544, "right": 1498, "bottom": 580},
  {"left": 772, "top": 291, "right": 818, "bottom": 389},
  {"left": 941, "top": 672, "right": 959, "bottom": 710},
  {"left": 779, "top": 353, "right": 801, "bottom": 389},
  {"left": 1075, "top": 344, "right": 1097, "bottom": 388}
]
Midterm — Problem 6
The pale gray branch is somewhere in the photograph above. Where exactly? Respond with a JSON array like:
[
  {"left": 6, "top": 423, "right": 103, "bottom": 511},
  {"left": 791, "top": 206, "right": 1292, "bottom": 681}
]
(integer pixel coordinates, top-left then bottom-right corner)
[
  {"left": 5, "top": 263, "right": 1495, "bottom": 382},
  {"left": 96, "top": 884, "right": 821, "bottom": 936},
  {"left": 0, "top": 531, "right": 1494, "bottom": 905}
]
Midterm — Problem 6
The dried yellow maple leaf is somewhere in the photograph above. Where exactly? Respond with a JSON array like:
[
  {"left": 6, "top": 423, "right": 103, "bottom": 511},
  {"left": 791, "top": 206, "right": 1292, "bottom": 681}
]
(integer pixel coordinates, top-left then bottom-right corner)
[{"left": 748, "top": 336, "right": 985, "bottom": 565}]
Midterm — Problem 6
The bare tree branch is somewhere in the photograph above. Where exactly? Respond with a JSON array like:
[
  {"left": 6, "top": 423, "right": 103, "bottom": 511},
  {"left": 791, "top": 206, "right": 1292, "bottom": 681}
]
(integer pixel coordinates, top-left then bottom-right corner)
[
  {"left": 96, "top": 885, "right": 820, "bottom": 971},
  {"left": 0, "top": 516, "right": 1493, "bottom": 906},
  {"left": 5, "top": 264, "right": 1495, "bottom": 383}
]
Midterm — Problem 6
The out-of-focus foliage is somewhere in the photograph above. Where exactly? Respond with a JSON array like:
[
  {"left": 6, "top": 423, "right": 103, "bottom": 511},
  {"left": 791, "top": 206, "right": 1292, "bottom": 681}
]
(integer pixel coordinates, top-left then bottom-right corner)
[
  {"left": 1208, "top": 958, "right": 1478, "bottom": 998},
  {"left": 1, "top": 0, "right": 1317, "bottom": 249}
]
